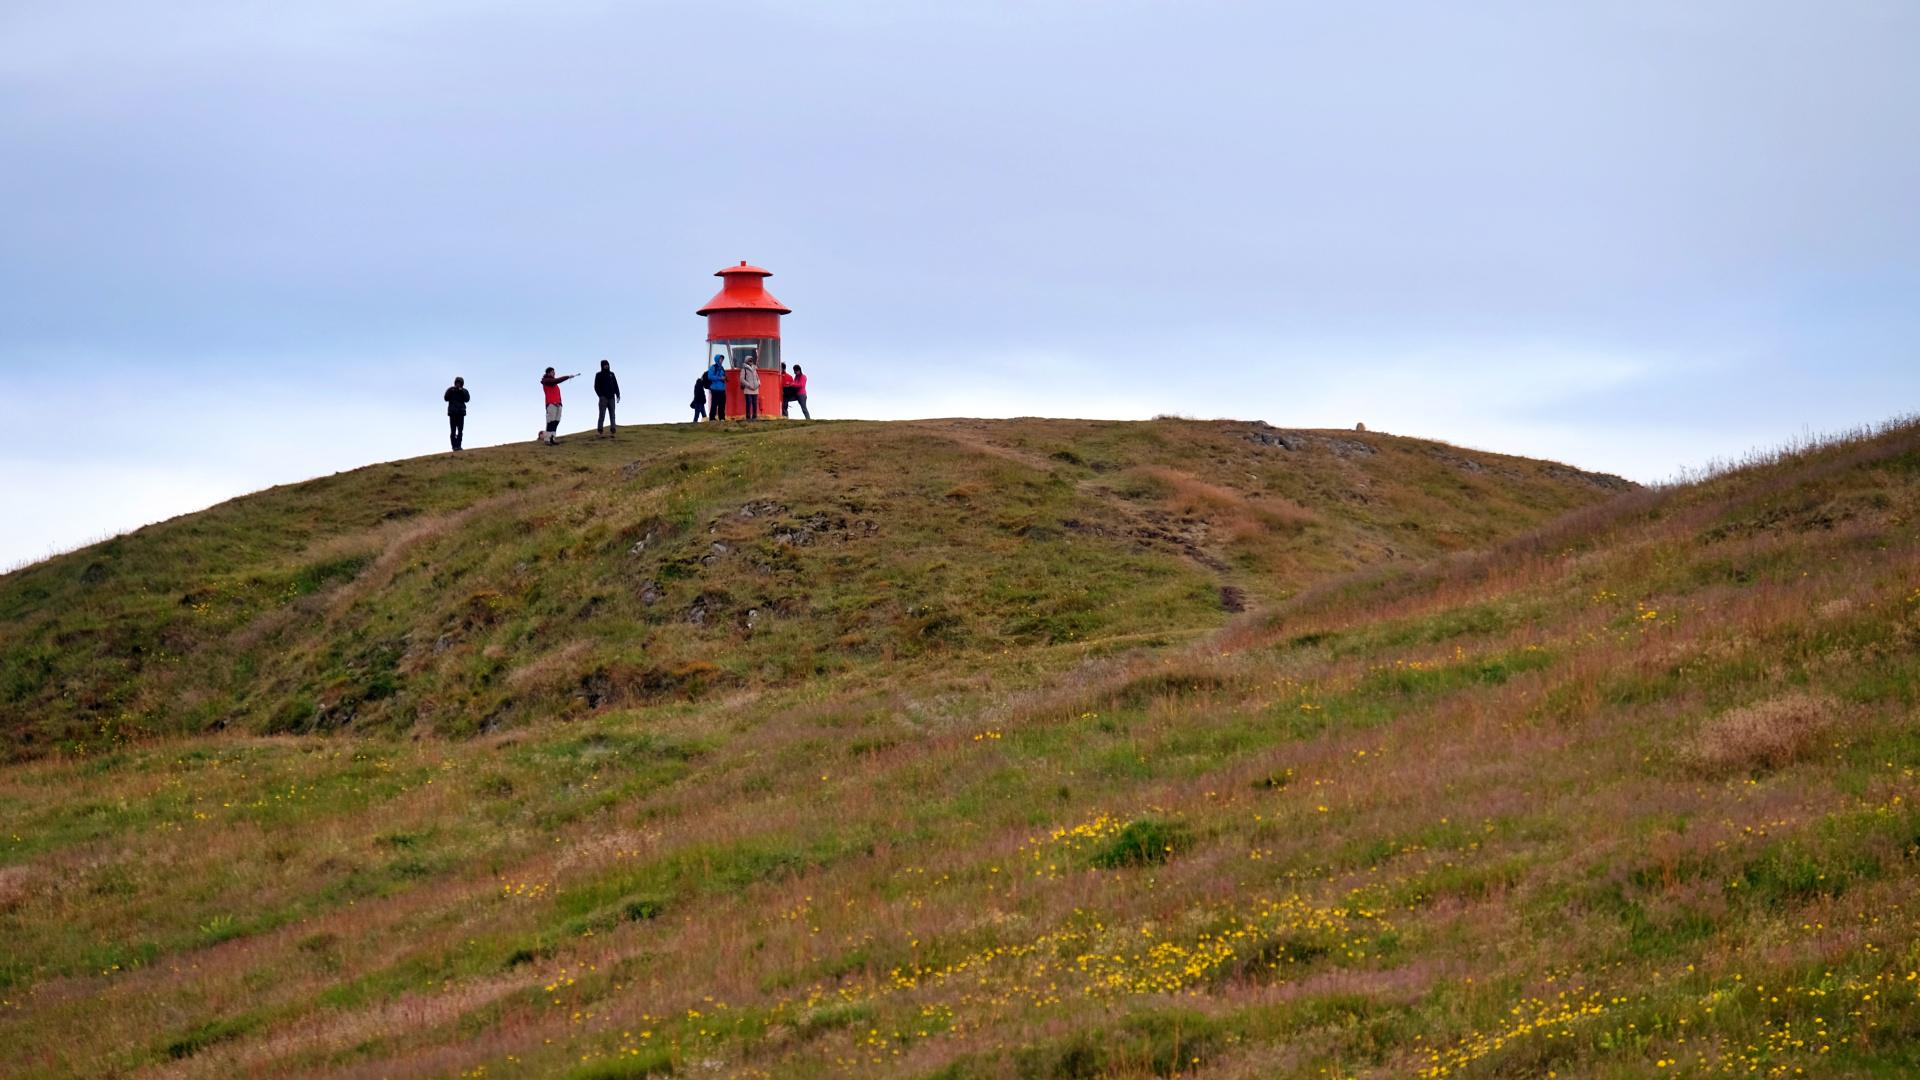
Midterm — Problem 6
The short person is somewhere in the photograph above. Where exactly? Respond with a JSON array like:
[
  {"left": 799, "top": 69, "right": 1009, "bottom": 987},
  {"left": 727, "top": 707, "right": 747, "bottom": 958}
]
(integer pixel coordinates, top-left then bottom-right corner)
[
  {"left": 540, "top": 367, "right": 578, "bottom": 445},
  {"left": 690, "top": 372, "right": 707, "bottom": 422}
]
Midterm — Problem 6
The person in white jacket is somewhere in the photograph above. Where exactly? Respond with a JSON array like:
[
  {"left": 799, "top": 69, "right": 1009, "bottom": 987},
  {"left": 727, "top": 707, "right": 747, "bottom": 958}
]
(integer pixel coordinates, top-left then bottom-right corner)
[{"left": 740, "top": 363, "right": 761, "bottom": 421}]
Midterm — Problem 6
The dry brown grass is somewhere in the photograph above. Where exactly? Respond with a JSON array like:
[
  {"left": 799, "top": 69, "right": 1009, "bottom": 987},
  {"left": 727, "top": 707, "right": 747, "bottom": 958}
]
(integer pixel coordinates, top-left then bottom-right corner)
[
  {"left": 1684, "top": 692, "right": 1844, "bottom": 775},
  {"left": 503, "top": 639, "right": 596, "bottom": 691}
]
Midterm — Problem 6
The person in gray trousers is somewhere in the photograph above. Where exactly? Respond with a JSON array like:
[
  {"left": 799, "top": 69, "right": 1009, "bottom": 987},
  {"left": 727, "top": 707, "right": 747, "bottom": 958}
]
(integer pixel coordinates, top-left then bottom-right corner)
[{"left": 593, "top": 359, "right": 621, "bottom": 437}]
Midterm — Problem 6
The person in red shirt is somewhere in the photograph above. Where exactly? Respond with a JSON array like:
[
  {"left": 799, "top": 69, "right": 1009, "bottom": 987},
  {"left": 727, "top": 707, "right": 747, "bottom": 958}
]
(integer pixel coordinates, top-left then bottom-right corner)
[
  {"left": 540, "top": 367, "right": 578, "bottom": 445},
  {"left": 779, "top": 362, "right": 796, "bottom": 417}
]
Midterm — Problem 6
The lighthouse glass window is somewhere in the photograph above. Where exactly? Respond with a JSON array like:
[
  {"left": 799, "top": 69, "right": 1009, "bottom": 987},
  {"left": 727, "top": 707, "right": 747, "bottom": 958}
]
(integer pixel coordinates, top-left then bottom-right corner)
[{"left": 712, "top": 338, "right": 780, "bottom": 371}]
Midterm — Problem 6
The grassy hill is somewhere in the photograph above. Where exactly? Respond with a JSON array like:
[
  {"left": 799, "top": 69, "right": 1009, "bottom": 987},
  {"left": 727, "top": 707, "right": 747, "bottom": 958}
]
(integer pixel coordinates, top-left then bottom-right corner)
[
  {"left": 7, "top": 415, "right": 1920, "bottom": 1077},
  {"left": 0, "top": 418, "right": 1622, "bottom": 759}
]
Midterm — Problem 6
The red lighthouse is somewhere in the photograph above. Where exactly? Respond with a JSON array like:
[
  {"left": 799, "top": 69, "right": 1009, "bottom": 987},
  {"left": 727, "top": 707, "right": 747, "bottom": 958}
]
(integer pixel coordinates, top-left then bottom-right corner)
[{"left": 698, "top": 261, "right": 791, "bottom": 419}]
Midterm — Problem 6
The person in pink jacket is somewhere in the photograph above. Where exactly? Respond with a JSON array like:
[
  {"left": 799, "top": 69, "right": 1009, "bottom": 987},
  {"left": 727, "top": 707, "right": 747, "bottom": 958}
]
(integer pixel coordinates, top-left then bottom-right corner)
[{"left": 790, "top": 365, "right": 811, "bottom": 420}]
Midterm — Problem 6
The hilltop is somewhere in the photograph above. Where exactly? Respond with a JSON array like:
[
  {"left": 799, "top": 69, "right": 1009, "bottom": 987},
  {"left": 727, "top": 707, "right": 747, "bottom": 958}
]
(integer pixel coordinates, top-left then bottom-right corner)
[{"left": 7, "top": 416, "right": 1920, "bottom": 1078}]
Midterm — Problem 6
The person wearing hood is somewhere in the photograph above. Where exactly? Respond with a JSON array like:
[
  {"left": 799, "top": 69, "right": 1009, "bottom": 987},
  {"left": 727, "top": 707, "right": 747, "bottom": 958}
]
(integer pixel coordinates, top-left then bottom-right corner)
[
  {"left": 740, "top": 361, "right": 761, "bottom": 421},
  {"left": 706, "top": 356, "right": 728, "bottom": 421},
  {"left": 593, "top": 359, "right": 621, "bottom": 437}
]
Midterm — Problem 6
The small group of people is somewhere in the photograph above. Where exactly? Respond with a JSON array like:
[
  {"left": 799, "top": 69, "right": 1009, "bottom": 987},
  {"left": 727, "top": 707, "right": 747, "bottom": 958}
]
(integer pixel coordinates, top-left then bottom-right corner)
[
  {"left": 692, "top": 359, "right": 809, "bottom": 423},
  {"left": 545, "top": 361, "right": 625, "bottom": 444},
  {"left": 438, "top": 357, "right": 813, "bottom": 451},
  {"left": 440, "top": 360, "right": 622, "bottom": 450}
]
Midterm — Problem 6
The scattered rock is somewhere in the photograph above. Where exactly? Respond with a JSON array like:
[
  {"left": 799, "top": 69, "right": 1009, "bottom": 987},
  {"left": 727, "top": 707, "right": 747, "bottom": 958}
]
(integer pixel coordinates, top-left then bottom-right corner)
[
  {"left": 770, "top": 510, "right": 861, "bottom": 547},
  {"left": 685, "top": 591, "right": 729, "bottom": 627},
  {"left": 577, "top": 670, "right": 615, "bottom": 710},
  {"left": 1238, "top": 429, "right": 1376, "bottom": 457},
  {"left": 1242, "top": 431, "right": 1305, "bottom": 451},
  {"left": 1542, "top": 464, "right": 1635, "bottom": 491},
  {"left": 1219, "top": 585, "right": 1247, "bottom": 613},
  {"left": 1431, "top": 450, "right": 1486, "bottom": 473},
  {"left": 639, "top": 582, "right": 661, "bottom": 607}
]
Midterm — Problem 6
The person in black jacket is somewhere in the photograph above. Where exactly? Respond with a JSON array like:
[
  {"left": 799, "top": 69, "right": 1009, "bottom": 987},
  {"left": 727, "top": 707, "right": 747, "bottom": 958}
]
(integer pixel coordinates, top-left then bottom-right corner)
[
  {"left": 690, "top": 373, "right": 707, "bottom": 422},
  {"left": 443, "top": 376, "right": 470, "bottom": 451},
  {"left": 593, "top": 359, "right": 621, "bottom": 437}
]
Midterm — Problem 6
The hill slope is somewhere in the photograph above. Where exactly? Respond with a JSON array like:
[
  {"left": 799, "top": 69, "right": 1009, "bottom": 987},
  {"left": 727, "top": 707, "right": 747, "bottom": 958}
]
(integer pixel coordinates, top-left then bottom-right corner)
[
  {"left": 13, "top": 418, "right": 1920, "bottom": 1077},
  {"left": 0, "top": 418, "right": 1624, "bottom": 758}
]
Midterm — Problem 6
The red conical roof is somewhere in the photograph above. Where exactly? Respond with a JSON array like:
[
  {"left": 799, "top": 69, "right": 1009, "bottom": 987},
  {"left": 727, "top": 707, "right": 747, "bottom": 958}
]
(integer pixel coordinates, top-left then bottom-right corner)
[{"left": 697, "top": 261, "right": 791, "bottom": 316}]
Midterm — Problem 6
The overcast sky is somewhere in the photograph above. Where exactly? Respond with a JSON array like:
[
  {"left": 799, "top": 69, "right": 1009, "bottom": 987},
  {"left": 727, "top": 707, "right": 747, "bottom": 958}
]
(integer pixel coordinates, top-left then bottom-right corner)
[{"left": 3, "top": 1, "right": 1917, "bottom": 567}]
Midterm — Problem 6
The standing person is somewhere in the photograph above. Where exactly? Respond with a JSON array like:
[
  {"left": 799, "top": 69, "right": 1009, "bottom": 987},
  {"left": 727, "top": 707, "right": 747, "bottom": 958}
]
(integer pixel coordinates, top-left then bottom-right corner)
[
  {"left": 740, "top": 362, "right": 760, "bottom": 421},
  {"left": 779, "top": 362, "right": 796, "bottom": 417},
  {"left": 593, "top": 359, "right": 621, "bottom": 438},
  {"left": 540, "top": 367, "right": 577, "bottom": 445},
  {"left": 443, "top": 376, "right": 470, "bottom": 451},
  {"left": 791, "top": 364, "right": 811, "bottom": 420},
  {"left": 706, "top": 355, "right": 728, "bottom": 421},
  {"left": 689, "top": 372, "right": 707, "bottom": 422}
]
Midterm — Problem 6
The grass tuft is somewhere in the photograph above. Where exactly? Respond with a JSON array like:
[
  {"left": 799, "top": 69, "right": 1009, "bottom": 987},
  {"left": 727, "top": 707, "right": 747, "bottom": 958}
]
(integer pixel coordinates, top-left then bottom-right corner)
[
  {"left": 1685, "top": 692, "right": 1842, "bottom": 775},
  {"left": 1090, "top": 818, "right": 1188, "bottom": 869}
]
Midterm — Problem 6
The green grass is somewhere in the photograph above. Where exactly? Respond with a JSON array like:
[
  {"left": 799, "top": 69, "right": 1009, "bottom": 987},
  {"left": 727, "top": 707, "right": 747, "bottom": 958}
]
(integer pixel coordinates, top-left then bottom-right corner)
[{"left": 1089, "top": 817, "right": 1189, "bottom": 869}]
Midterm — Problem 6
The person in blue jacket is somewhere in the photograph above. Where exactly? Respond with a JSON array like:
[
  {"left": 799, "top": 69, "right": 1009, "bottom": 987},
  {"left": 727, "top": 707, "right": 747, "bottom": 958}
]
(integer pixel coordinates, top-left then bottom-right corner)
[{"left": 706, "top": 355, "right": 728, "bottom": 421}]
